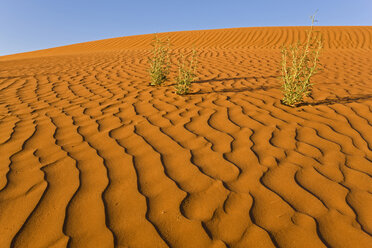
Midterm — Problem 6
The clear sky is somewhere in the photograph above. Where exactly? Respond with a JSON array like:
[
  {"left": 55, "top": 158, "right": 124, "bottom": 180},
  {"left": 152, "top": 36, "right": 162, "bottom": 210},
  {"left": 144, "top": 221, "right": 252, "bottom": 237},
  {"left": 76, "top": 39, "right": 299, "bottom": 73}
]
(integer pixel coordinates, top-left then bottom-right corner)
[{"left": 1, "top": 0, "right": 371, "bottom": 56}]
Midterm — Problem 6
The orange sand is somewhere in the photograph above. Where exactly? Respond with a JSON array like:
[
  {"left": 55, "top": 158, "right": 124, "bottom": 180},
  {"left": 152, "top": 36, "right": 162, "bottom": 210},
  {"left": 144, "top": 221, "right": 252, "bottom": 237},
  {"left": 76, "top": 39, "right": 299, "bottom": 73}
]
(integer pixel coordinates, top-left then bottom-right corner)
[{"left": 0, "top": 26, "right": 372, "bottom": 248}]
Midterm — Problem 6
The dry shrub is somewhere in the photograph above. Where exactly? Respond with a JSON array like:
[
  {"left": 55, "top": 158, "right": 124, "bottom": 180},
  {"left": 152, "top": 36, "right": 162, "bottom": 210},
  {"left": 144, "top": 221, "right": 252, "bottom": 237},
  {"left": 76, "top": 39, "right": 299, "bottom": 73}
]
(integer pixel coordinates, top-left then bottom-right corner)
[
  {"left": 280, "top": 13, "right": 323, "bottom": 106},
  {"left": 175, "top": 48, "right": 198, "bottom": 95},
  {"left": 149, "top": 35, "right": 170, "bottom": 86}
]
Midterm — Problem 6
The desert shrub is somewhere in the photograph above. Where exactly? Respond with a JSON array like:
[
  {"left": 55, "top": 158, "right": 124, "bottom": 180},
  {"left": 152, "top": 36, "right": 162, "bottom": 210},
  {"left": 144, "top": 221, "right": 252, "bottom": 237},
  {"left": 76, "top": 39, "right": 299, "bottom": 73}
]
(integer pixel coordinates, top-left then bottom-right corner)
[
  {"left": 175, "top": 48, "right": 198, "bottom": 95},
  {"left": 149, "top": 35, "right": 170, "bottom": 86},
  {"left": 280, "top": 13, "right": 323, "bottom": 106}
]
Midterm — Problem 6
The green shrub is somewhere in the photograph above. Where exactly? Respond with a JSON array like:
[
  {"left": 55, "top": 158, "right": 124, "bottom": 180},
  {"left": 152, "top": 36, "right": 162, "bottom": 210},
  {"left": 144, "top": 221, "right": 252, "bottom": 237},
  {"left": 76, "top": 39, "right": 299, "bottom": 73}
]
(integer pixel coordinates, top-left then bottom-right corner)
[
  {"left": 149, "top": 35, "right": 170, "bottom": 86},
  {"left": 175, "top": 48, "right": 198, "bottom": 95},
  {"left": 280, "top": 13, "right": 323, "bottom": 106}
]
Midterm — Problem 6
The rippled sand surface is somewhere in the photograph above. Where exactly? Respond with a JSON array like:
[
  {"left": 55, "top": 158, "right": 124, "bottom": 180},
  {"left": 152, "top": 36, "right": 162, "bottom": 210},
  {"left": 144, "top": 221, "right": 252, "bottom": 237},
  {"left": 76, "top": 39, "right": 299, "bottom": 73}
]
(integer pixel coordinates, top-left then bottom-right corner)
[{"left": 0, "top": 26, "right": 372, "bottom": 248}]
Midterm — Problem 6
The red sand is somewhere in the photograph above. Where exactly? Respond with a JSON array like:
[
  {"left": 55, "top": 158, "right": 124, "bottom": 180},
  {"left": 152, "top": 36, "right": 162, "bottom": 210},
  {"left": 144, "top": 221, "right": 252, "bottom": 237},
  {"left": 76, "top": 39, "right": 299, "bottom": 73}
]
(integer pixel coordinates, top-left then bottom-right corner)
[{"left": 0, "top": 26, "right": 372, "bottom": 248}]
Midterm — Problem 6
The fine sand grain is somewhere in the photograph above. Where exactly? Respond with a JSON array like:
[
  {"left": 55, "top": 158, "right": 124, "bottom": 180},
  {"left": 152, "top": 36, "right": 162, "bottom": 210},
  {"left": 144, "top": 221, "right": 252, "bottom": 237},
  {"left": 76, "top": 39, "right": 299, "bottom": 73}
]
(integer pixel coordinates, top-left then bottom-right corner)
[{"left": 0, "top": 26, "right": 372, "bottom": 248}]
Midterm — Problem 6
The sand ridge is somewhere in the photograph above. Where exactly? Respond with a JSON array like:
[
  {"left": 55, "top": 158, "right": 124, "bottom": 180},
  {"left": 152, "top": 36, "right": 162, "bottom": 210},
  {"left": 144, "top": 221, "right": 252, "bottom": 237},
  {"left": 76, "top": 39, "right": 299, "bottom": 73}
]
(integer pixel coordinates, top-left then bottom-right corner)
[{"left": 0, "top": 26, "right": 372, "bottom": 247}]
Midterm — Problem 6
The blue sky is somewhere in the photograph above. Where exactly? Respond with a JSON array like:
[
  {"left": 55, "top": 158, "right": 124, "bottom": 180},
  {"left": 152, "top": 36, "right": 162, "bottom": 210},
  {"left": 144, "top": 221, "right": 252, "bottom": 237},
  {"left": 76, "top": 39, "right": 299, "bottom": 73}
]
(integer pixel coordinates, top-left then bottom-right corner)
[{"left": 1, "top": 0, "right": 371, "bottom": 56}]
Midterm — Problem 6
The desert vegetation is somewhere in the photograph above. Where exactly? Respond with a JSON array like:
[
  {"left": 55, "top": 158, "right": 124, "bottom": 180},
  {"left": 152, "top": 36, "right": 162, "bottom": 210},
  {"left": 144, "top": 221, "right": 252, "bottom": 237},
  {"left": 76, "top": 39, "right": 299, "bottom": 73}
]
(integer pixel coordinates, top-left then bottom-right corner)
[
  {"left": 280, "top": 13, "right": 323, "bottom": 106},
  {"left": 148, "top": 35, "right": 198, "bottom": 95},
  {"left": 174, "top": 48, "right": 198, "bottom": 95},
  {"left": 148, "top": 35, "right": 171, "bottom": 86}
]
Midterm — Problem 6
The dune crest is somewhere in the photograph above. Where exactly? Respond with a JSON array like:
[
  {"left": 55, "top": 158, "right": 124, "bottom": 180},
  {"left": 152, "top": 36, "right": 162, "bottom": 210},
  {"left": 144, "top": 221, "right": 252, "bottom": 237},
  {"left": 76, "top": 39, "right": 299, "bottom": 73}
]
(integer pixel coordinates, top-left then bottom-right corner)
[{"left": 0, "top": 26, "right": 372, "bottom": 248}]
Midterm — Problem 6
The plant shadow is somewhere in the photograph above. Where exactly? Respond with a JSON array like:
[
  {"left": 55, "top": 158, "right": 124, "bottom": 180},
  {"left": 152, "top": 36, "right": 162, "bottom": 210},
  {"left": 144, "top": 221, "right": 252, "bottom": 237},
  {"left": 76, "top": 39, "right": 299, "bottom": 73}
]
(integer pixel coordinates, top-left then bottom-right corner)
[
  {"left": 189, "top": 85, "right": 278, "bottom": 95},
  {"left": 297, "top": 94, "right": 372, "bottom": 107},
  {"left": 194, "top": 75, "right": 278, "bottom": 84},
  {"left": 169, "top": 75, "right": 280, "bottom": 94}
]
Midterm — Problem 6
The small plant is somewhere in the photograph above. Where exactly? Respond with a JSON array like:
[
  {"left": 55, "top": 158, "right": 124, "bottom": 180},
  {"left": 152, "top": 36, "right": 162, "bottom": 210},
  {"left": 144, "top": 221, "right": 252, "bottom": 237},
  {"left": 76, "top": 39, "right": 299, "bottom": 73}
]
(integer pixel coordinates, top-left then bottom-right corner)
[
  {"left": 175, "top": 48, "right": 198, "bottom": 95},
  {"left": 149, "top": 35, "right": 171, "bottom": 86},
  {"left": 280, "top": 12, "right": 323, "bottom": 106}
]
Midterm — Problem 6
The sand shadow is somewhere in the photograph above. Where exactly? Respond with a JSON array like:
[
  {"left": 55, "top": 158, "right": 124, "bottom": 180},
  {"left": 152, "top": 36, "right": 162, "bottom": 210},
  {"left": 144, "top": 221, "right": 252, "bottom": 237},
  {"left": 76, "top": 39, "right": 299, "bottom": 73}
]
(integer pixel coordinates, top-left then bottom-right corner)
[
  {"left": 0, "top": 72, "right": 61, "bottom": 79},
  {"left": 297, "top": 94, "right": 372, "bottom": 107},
  {"left": 0, "top": 75, "right": 27, "bottom": 79}
]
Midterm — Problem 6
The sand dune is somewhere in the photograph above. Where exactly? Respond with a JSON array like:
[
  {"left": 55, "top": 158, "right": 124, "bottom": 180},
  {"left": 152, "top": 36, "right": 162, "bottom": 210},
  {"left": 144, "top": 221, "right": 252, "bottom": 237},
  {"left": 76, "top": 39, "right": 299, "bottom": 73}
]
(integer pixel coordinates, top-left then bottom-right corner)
[{"left": 0, "top": 26, "right": 372, "bottom": 248}]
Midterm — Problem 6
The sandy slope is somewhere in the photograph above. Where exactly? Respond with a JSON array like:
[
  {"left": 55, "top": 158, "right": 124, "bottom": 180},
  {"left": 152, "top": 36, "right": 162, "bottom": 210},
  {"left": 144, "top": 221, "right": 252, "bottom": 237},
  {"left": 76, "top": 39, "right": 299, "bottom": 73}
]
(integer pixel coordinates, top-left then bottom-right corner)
[{"left": 0, "top": 26, "right": 371, "bottom": 248}]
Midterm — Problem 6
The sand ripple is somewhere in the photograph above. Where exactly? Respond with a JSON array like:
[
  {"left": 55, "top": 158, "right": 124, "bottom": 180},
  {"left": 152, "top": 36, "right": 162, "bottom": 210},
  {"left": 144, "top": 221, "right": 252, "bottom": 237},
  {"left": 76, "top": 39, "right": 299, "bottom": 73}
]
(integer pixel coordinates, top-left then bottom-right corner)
[{"left": 0, "top": 26, "right": 372, "bottom": 247}]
